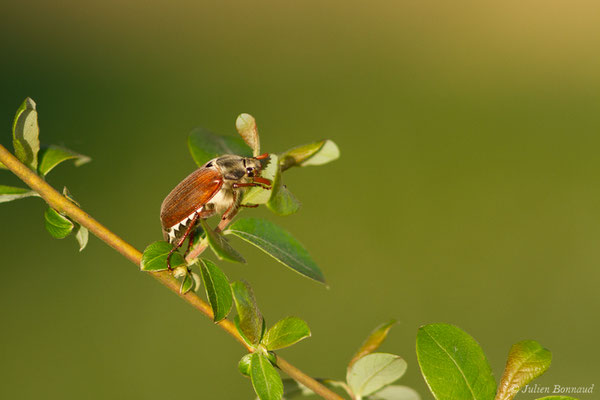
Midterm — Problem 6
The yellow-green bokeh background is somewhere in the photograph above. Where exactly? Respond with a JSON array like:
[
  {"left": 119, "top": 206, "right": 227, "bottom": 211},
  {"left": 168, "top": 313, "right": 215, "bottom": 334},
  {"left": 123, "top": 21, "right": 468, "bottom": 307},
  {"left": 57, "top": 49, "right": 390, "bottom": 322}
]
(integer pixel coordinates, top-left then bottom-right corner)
[{"left": 1, "top": 1, "right": 599, "bottom": 399}]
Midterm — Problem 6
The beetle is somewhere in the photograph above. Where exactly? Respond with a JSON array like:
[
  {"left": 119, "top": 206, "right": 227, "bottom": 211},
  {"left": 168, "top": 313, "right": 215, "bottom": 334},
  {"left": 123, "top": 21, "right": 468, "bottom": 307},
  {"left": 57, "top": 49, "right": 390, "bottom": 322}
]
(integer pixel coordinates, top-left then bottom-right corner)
[{"left": 160, "top": 153, "right": 272, "bottom": 269}]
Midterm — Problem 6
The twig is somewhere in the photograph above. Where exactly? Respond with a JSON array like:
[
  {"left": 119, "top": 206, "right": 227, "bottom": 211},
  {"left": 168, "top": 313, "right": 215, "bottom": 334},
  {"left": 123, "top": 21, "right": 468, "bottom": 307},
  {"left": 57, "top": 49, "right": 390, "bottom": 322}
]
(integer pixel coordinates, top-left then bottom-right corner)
[{"left": 0, "top": 144, "right": 344, "bottom": 400}]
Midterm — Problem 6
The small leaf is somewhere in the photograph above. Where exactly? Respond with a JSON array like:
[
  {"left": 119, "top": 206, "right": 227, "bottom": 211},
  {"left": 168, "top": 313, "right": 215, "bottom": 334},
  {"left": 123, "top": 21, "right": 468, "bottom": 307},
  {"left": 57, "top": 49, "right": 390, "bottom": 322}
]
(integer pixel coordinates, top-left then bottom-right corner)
[
  {"left": 0, "top": 185, "right": 39, "bottom": 203},
  {"left": 44, "top": 207, "right": 74, "bottom": 239},
  {"left": 250, "top": 353, "right": 284, "bottom": 400},
  {"left": 349, "top": 320, "right": 397, "bottom": 369},
  {"left": 239, "top": 353, "right": 253, "bottom": 377},
  {"left": 199, "top": 258, "right": 233, "bottom": 322},
  {"left": 180, "top": 270, "right": 194, "bottom": 294},
  {"left": 242, "top": 154, "right": 278, "bottom": 205},
  {"left": 279, "top": 139, "right": 339, "bottom": 172},
  {"left": 200, "top": 219, "right": 246, "bottom": 263},
  {"left": 74, "top": 224, "right": 89, "bottom": 251},
  {"left": 495, "top": 340, "right": 552, "bottom": 400},
  {"left": 191, "top": 272, "right": 202, "bottom": 291},
  {"left": 12, "top": 97, "right": 40, "bottom": 170},
  {"left": 266, "top": 159, "right": 301, "bottom": 216},
  {"left": 347, "top": 353, "right": 408, "bottom": 397},
  {"left": 236, "top": 113, "right": 260, "bottom": 157},
  {"left": 225, "top": 218, "right": 325, "bottom": 284},
  {"left": 231, "top": 281, "right": 263, "bottom": 347},
  {"left": 416, "top": 324, "right": 496, "bottom": 400},
  {"left": 188, "top": 127, "right": 252, "bottom": 167},
  {"left": 263, "top": 317, "right": 311, "bottom": 350},
  {"left": 140, "top": 241, "right": 186, "bottom": 271},
  {"left": 38, "top": 145, "right": 91, "bottom": 176},
  {"left": 369, "top": 385, "right": 421, "bottom": 400},
  {"left": 536, "top": 397, "right": 580, "bottom": 400}
]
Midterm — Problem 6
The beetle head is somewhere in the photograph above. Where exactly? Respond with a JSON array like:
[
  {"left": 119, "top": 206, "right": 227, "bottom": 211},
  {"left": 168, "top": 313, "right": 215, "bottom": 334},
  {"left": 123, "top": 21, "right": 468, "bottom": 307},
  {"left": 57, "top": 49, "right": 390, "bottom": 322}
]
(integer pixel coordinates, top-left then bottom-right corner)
[{"left": 243, "top": 154, "right": 268, "bottom": 178}]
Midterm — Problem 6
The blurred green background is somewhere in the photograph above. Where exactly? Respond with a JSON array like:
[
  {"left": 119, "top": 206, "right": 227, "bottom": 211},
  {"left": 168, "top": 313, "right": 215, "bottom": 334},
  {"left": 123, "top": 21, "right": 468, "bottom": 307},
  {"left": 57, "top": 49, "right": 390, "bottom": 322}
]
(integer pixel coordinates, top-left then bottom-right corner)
[{"left": 1, "top": 1, "right": 599, "bottom": 399}]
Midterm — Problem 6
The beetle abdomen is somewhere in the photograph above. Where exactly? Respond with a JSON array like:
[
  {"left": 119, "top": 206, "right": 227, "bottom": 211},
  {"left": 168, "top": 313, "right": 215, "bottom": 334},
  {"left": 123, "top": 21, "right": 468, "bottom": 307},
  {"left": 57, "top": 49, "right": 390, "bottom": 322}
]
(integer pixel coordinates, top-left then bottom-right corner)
[{"left": 160, "top": 167, "right": 223, "bottom": 241}]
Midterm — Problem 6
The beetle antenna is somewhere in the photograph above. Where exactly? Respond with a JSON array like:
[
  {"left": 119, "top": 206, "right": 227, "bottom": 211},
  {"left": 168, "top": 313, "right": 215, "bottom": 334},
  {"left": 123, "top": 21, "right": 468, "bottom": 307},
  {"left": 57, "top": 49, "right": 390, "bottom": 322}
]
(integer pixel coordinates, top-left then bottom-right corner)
[{"left": 255, "top": 153, "right": 269, "bottom": 160}]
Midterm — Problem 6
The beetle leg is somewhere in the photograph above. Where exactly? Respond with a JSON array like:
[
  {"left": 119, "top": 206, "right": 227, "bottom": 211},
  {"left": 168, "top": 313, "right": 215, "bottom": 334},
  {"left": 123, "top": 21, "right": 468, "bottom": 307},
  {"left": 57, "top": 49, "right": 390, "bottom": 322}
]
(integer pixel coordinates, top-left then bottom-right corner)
[
  {"left": 184, "top": 227, "right": 196, "bottom": 257},
  {"left": 232, "top": 181, "right": 271, "bottom": 190},
  {"left": 167, "top": 213, "right": 199, "bottom": 270},
  {"left": 252, "top": 177, "right": 272, "bottom": 188},
  {"left": 240, "top": 204, "right": 259, "bottom": 208},
  {"left": 222, "top": 191, "right": 238, "bottom": 221}
]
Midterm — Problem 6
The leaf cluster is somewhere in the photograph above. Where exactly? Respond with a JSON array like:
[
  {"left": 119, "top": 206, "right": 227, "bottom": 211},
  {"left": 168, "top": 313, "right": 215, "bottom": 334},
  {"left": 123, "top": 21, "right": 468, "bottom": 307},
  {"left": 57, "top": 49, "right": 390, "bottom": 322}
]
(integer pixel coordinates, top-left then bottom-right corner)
[{"left": 1, "top": 98, "right": 91, "bottom": 250}]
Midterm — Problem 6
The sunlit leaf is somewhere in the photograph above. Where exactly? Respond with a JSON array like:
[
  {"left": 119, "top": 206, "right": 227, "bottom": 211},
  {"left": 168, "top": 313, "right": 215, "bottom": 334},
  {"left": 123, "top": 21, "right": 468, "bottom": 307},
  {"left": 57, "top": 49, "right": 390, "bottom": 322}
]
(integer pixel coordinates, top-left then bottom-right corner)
[
  {"left": 263, "top": 317, "right": 311, "bottom": 350},
  {"left": 44, "top": 207, "right": 74, "bottom": 239},
  {"left": 140, "top": 241, "right": 186, "bottom": 271},
  {"left": 369, "top": 385, "right": 421, "bottom": 400},
  {"left": 495, "top": 340, "right": 552, "bottom": 400},
  {"left": 38, "top": 145, "right": 91, "bottom": 176},
  {"left": 239, "top": 353, "right": 252, "bottom": 377},
  {"left": 12, "top": 97, "right": 40, "bottom": 170},
  {"left": 231, "top": 281, "right": 263, "bottom": 347},
  {"left": 199, "top": 258, "right": 233, "bottom": 322},
  {"left": 347, "top": 353, "right": 407, "bottom": 397},
  {"left": 416, "top": 324, "right": 496, "bottom": 400},
  {"left": 349, "top": 320, "right": 397, "bottom": 369},
  {"left": 250, "top": 353, "right": 284, "bottom": 400},
  {"left": 0, "top": 185, "right": 39, "bottom": 203},
  {"left": 279, "top": 139, "right": 339, "bottom": 172},
  {"left": 225, "top": 218, "right": 325, "bottom": 284},
  {"left": 236, "top": 113, "right": 260, "bottom": 157},
  {"left": 74, "top": 224, "right": 89, "bottom": 251},
  {"left": 188, "top": 127, "right": 252, "bottom": 167},
  {"left": 200, "top": 219, "right": 246, "bottom": 263}
]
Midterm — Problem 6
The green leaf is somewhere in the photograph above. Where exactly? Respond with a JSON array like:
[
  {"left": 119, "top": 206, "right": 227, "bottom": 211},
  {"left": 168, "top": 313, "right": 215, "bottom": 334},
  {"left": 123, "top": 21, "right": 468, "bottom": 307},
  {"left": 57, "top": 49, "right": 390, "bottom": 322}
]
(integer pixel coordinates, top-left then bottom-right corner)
[
  {"left": 347, "top": 353, "right": 408, "bottom": 397},
  {"left": 188, "top": 127, "right": 252, "bottom": 167},
  {"left": 495, "top": 340, "right": 552, "bottom": 400},
  {"left": 242, "top": 154, "right": 278, "bottom": 205},
  {"left": 180, "top": 270, "right": 194, "bottom": 294},
  {"left": 0, "top": 160, "right": 7, "bottom": 169},
  {"left": 236, "top": 113, "right": 260, "bottom": 157},
  {"left": 536, "top": 397, "right": 580, "bottom": 400},
  {"left": 74, "top": 224, "right": 89, "bottom": 251},
  {"left": 44, "top": 207, "right": 74, "bottom": 239},
  {"left": 12, "top": 97, "right": 40, "bottom": 170},
  {"left": 349, "top": 320, "right": 397, "bottom": 369},
  {"left": 225, "top": 218, "right": 325, "bottom": 284},
  {"left": 200, "top": 219, "right": 246, "bottom": 263},
  {"left": 239, "top": 353, "right": 253, "bottom": 377},
  {"left": 199, "top": 258, "right": 233, "bottom": 322},
  {"left": 38, "top": 145, "right": 91, "bottom": 176},
  {"left": 140, "top": 241, "right": 186, "bottom": 271},
  {"left": 231, "top": 281, "right": 263, "bottom": 347},
  {"left": 0, "top": 185, "right": 39, "bottom": 203},
  {"left": 265, "top": 159, "right": 301, "bottom": 216},
  {"left": 369, "top": 385, "right": 421, "bottom": 400},
  {"left": 263, "top": 317, "right": 311, "bottom": 350},
  {"left": 416, "top": 324, "right": 496, "bottom": 400},
  {"left": 279, "top": 139, "right": 339, "bottom": 172},
  {"left": 250, "top": 353, "right": 284, "bottom": 400}
]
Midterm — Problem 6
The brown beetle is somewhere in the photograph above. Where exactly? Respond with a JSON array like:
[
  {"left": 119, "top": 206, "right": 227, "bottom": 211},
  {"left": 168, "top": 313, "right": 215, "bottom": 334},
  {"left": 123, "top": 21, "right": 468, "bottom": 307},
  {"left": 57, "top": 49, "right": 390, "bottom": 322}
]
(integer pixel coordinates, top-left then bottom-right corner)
[{"left": 160, "top": 153, "right": 271, "bottom": 269}]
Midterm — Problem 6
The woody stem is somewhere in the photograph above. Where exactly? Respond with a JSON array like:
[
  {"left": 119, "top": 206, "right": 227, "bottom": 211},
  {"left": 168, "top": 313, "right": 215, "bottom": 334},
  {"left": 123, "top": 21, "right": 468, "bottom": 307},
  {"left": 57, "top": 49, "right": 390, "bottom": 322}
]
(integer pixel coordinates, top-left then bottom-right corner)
[{"left": 0, "top": 144, "right": 344, "bottom": 400}]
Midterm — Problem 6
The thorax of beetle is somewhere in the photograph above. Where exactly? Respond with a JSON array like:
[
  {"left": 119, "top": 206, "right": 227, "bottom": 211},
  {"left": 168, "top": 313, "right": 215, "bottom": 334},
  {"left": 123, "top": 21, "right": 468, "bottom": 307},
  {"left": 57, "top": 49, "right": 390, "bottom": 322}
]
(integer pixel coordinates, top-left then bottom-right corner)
[{"left": 206, "top": 155, "right": 251, "bottom": 212}]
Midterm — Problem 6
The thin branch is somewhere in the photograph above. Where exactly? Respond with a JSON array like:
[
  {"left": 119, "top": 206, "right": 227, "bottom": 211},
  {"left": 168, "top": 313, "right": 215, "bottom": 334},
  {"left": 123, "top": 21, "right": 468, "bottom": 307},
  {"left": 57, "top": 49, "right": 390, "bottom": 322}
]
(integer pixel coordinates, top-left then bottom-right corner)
[{"left": 0, "top": 144, "right": 344, "bottom": 400}]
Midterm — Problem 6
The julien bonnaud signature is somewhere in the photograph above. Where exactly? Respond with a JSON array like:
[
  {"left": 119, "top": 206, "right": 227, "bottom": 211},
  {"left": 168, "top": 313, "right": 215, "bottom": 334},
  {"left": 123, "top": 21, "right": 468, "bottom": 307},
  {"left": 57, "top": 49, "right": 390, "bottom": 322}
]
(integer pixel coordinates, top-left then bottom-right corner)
[{"left": 521, "top": 383, "right": 595, "bottom": 395}]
